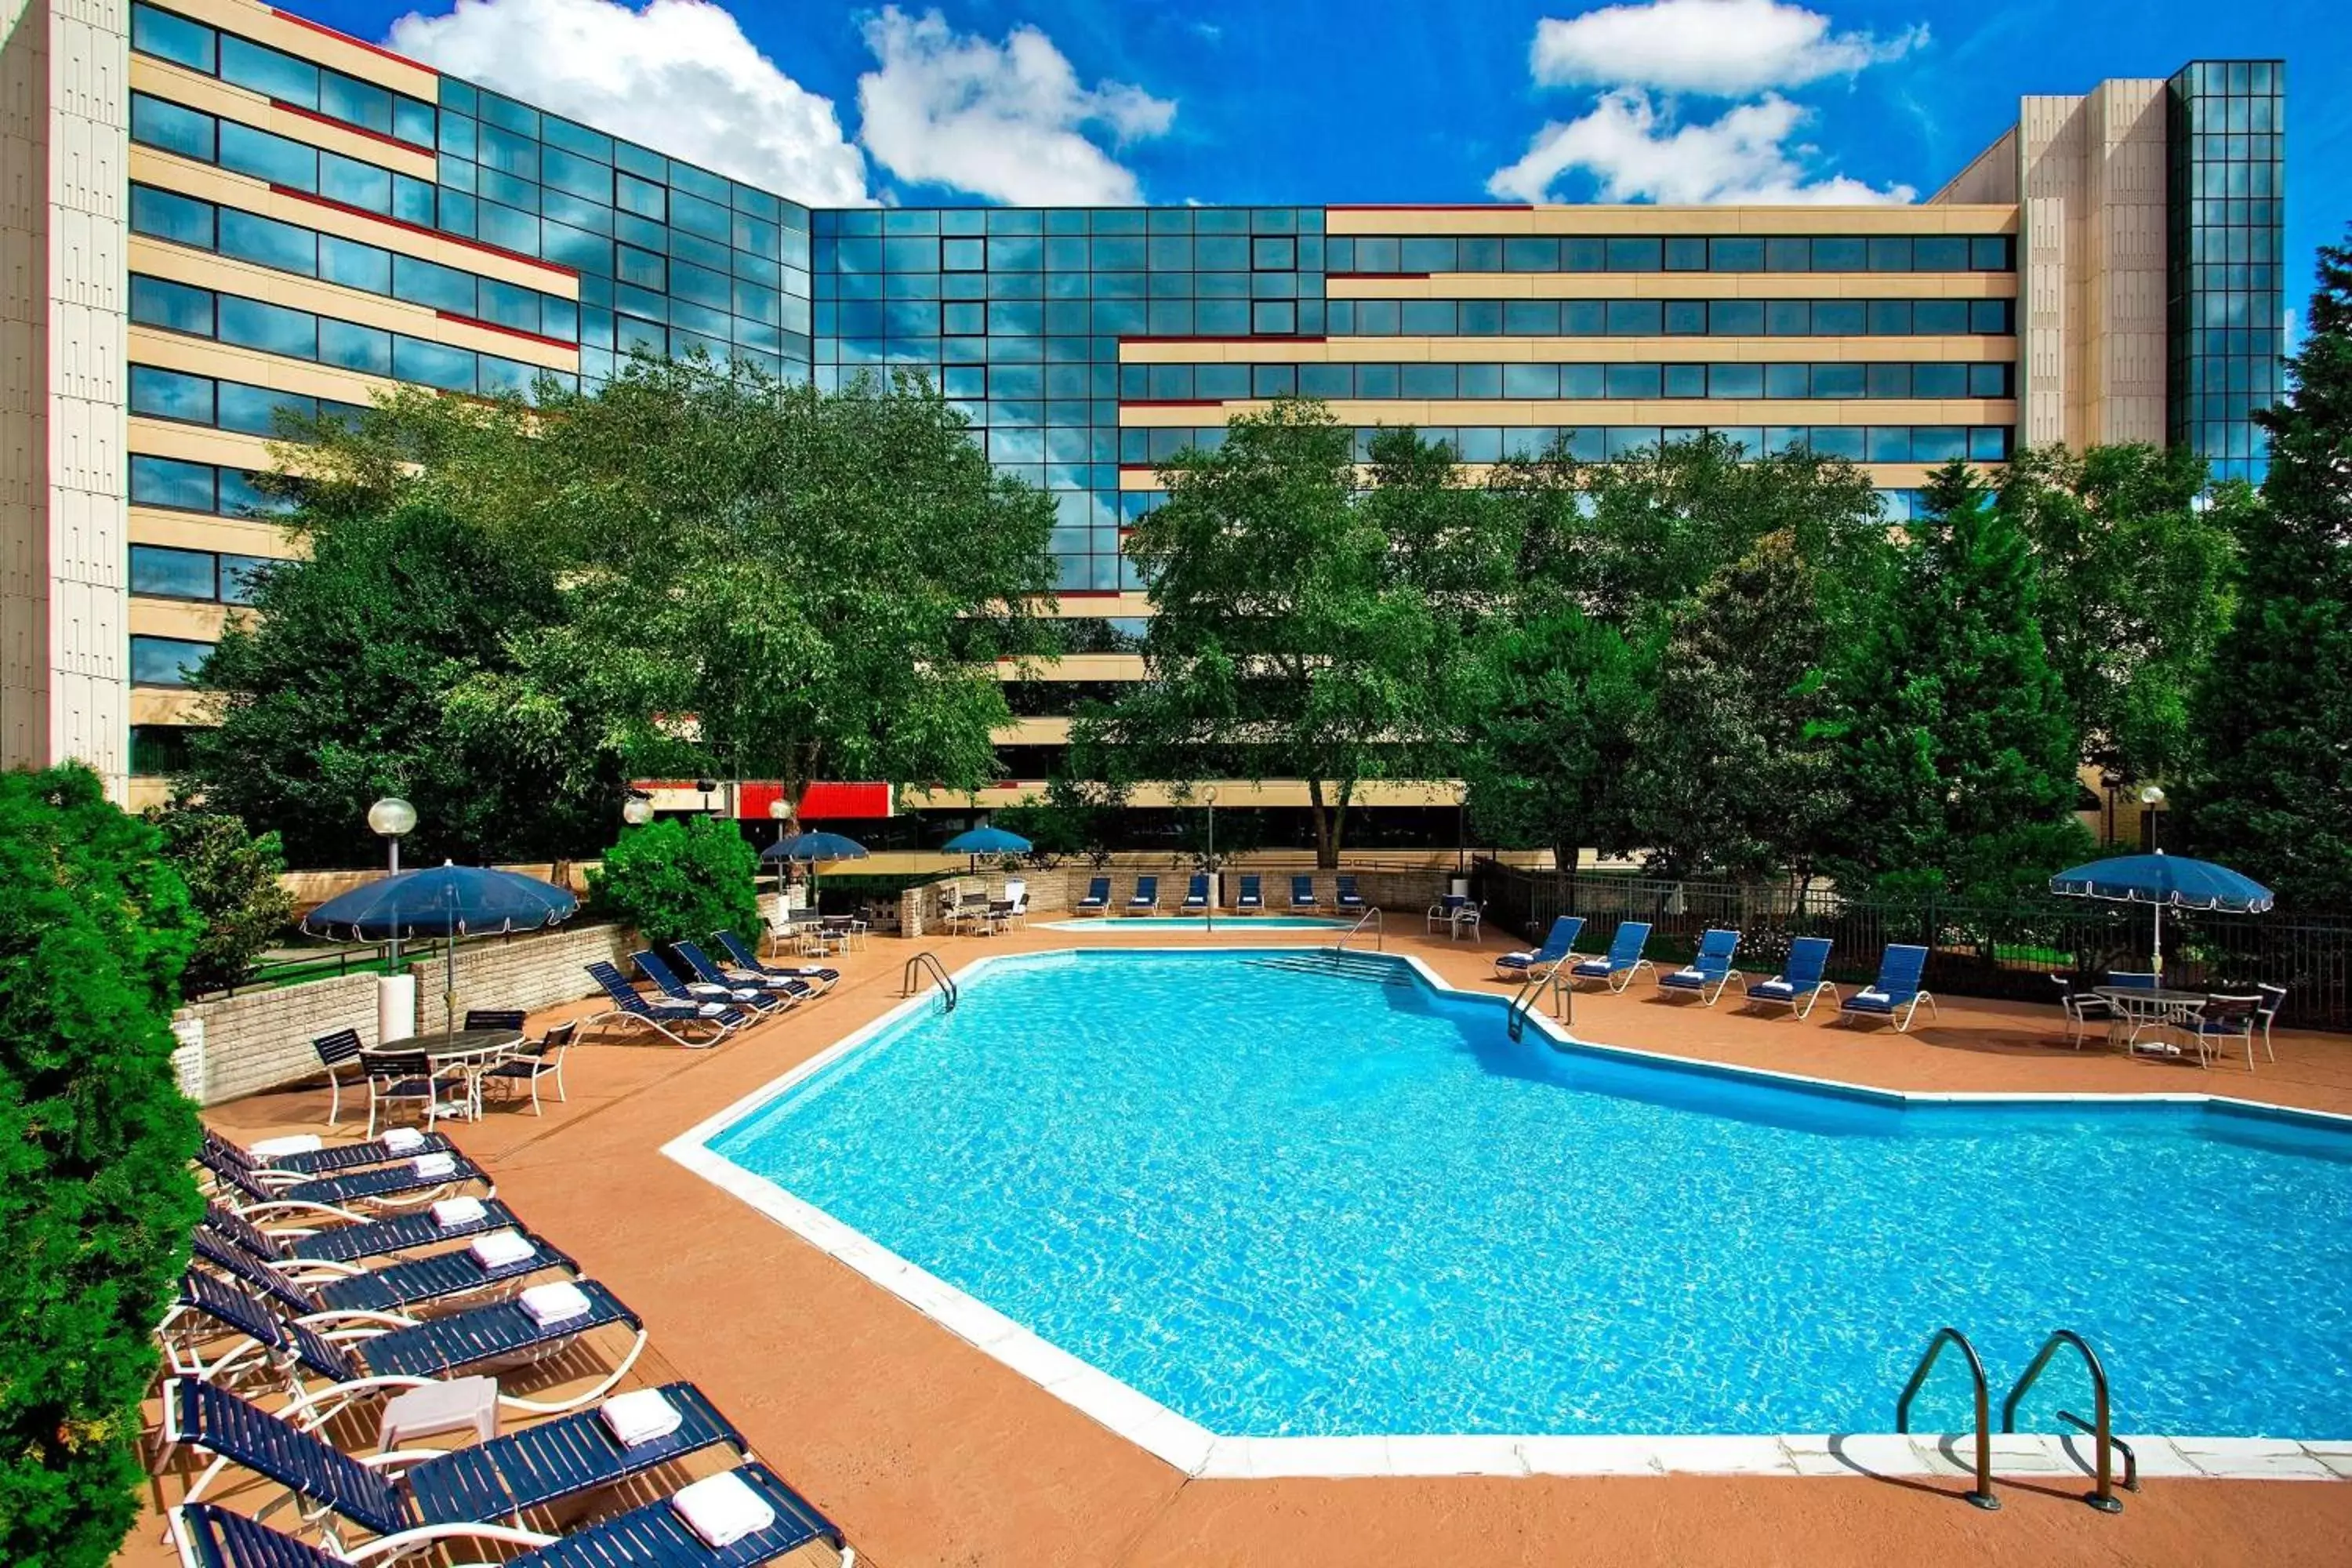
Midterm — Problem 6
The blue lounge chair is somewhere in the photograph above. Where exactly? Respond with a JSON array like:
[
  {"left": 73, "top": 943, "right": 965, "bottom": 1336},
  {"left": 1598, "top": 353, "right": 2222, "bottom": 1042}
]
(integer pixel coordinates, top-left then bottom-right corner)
[
  {"left": 1127, "top": 875, "right": 1160, "bottom": 914},
  {"left": 1335, "top": 875, "right": 1366, "bottom": 912},
  {"left": 675, "top": 940, "right": 811, "bottom": 1010},
  {"left": 206, "top": 1198, "right": 535, "bottom": 1269},
  {"left": 1288, "top": 875, "right": 1320, "bottom": 912},
  {"left": 159, "top": 1376, "right": 751, "bottom": 1542},
  {"left": 1657, "top": 928, "right": 1742, "bottom": 1005},
  {"left": 1076, "top": 875, "right": 1112, "bottom": 914},
  {"left": 198, "top": 1145, "right": 492, "bottom": 1220},
  {"left": 583, "top": 960, "right": 740, "bottom": 1047},
  {"left": 711, "top": 930, "right": 838, "bottom": 993},
  {"left": 1236, "top": 873, "right": 1263, "bottom": 911},
  {"left": 169, "top": 1459, "right": 846, "bottom": 1568},
  {"left": 1570, "top": 921, "right": 1653, "bottom": 992},
  {"left": 634, "top": 949, "right": 785, "bottom": 1015},
  {"left": 1181, "top": 874, "right": 1210, "bottom": 911},
  {"left": 162, "top": 1266, "right": 645, "bottom": 1419},
  {"left": 194, "top": 1215, "right": 575, "bottom": 1316},
  {"left": 1739, "top": 937, "right": 1838, "bottom": 1018},
  {"left": 1837, "top": 944, "right": 1938, "bottom": 1031},
  {"left": 201, "top": 1127, "right": 460, "bottom": 1181},
  {"left": 1494, "top": 916, "right": 1584, "bottom": 982}
]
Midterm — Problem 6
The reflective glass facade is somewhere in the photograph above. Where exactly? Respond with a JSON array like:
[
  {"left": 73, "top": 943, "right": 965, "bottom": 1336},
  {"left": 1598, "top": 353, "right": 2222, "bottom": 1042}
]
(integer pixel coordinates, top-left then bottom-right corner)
[{"left": 2168, "top": 60, "right": 2286, "bottom": 483}]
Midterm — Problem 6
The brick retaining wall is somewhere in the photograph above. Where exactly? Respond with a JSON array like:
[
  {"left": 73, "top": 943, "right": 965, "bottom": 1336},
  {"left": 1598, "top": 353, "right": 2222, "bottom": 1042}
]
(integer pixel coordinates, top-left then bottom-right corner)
[
  {"left": 894, "top": 866, "right": 1457, "bottom": 938},
  {"left": 176, "top": 971, "right": 384, "bottom": 1107}
]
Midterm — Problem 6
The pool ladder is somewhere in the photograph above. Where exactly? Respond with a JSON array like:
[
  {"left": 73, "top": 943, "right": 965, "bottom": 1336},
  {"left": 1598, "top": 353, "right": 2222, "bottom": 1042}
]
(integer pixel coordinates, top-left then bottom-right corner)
[
  {"left": 1894, "top": 1326, "right": 2133, "bottom": 1514},
  {"left": 1506, "top": 966, "right": 1572, "bottom": 1040},
  {"left": 1332, "top": 906, "right": 1383, "bottom": 953},
  {"left": 901, "top": 951, "right": 958, "bottom": 1012}
]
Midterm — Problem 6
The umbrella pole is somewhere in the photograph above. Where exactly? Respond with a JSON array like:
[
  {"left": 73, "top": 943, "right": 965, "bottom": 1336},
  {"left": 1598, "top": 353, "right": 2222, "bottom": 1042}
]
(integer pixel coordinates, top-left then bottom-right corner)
[
  {"left": 2152, "top": 902, "right": 2164, "bottom": 981},
  {"left": 445, "top": 895, "right": 457, "bottom": 1038}
]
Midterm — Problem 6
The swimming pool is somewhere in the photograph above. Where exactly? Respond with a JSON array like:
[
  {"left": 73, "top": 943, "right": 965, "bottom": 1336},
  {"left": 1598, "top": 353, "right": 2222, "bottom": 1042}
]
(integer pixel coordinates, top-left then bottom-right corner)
[
  {"left": 683, "top": 949, "right": 2352, "bottom": 1461},
  {"left": 1035, "top": 915, "right": 1350, "bottom": 931}
]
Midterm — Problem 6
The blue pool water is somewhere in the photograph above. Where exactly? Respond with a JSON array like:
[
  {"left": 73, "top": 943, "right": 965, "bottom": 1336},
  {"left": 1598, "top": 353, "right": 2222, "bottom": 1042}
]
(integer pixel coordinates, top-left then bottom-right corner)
[
  {"left": 705, "top": 951, "right": 2352, "bottom": 1439},
  {"left": 1036, "top": 916, "right": 1349, "bottom": 931}
]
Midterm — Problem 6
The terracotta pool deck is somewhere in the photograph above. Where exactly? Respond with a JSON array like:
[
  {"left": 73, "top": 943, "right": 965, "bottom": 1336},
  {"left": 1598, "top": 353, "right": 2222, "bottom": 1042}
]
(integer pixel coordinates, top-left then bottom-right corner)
[{"left": 143, "top": 923, "right": 2352, "bottom": 1566}]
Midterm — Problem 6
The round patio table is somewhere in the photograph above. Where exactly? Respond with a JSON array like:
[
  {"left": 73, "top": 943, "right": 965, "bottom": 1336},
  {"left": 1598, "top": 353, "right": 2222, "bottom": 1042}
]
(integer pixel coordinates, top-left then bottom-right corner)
[
  {"left": 363, "top": 1028, "right": 524, "bottom": 1120},
  {"left": 2092, "top": 986, "right": 2209, "bottom": 1055}
]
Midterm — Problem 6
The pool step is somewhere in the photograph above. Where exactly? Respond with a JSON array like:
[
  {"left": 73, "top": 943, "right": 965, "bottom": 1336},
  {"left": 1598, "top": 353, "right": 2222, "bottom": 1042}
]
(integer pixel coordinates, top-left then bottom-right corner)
[{"left": 1249, "top": 953, "right": 1411, "bottom": 986}]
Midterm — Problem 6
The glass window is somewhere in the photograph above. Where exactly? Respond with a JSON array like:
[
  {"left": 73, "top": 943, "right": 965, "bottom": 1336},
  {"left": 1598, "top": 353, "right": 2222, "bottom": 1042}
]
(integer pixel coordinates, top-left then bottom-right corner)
[
  {"left": 393, "top": 335, "right": 477, "bottom": 391},
  {"left": 1765, "top": 237, "right": 1810, "bottom": 272},
  {"left": 1400, "top": 363, "right": 1457, "bottom": 399},
  {"left": 1968, "top": 426, "right": 2011, "bottom": 461},
  {"left": 216, "top": 381, "right": 305, "bottom": 436},
  {"left": 131, "top": 544, "right": 216, "bottom": 600},
  {"left": 1812, "top": 238, "right": 1867, "bottom": 271},
  {"left": 217, "top": 296, "right": 315, "bottom": 358},
  {"left": 129, "top": 184, "right": 215, "bottom": 249},
  {"left": 1811, "top": 426, "right": 1864, "bottom": 459},
  {"left": 1864, "top": 300, "right": 1911, "bottom": 336},
  {"left": 1969, "top": 299, "right": 2012, "bottom": 334},
  {"left": 394, "top": 95, "right": 437, "bottom": 150},
  {"left": 1914, "top": 238, "right": 1969, "bottom": 272},
  {"left": 129, "top": 365, "right": 214, "bottom": 425},
  {"left": 320, "top": 71, "right": 392, "bottom": 135},
  {"left": 216, "top": 121, "right": 315, "bottom": 190},
  {"left": 131, "top": 3, "right": 215, "bottom": 71},
  {"left": 1864, "top": 426, "right": 1912, "bottom": 462},
  {"left": 1251, "top": 364, "right": 1297, "bottom": 397},
  {"left": 1764, "top": 363, "right": 1810, "bottom": 398},
  {"left": 319, "top": 319, "right": 392, "bottom": 375},
  {"left": 1504, "top": 238, "right": 1559, "bottom": 273},
  {"left": 1606, "top": 238, "right": 1661, "bottom": 272},
  {"left": 1867, "top": 238, "right": 1914, "bottom": 272},
  {"left": 1605, "top": 363, "right": 1661, "bottom": 398},
  {"left": 130, "top": 724, "right": 193, "bottom": 775},
  {"left": 1664, "top": 238, "right": 1708, "bottom": 272},
  {"left": 219, "top": 208, "right": 316, "bottom": 275},
  {"left": 1504, "top": 364, "right": 1558, "bottom": 399},
  {"left": 130, "top": 93, "right": 216, "bottom": 162},
  {"left": 1251, "top": 237, "right": 1296, "bottom": 270},
  {"left": 1969, "top": 236, "right": 2010, "bottom": 271},
  {"left": 1603, "top": 426, "right": 1658, "bottom": 459},
  {"left": 1866, "top": 363, "right": 1911, "bottom": 397},
  {"left": 1354, "top": 364, "right": 1399, "bottom": 398},
  {"left": 1603, "top": 300, "right": 1659, "bottom": 335},
  {"left": 1809, "top": 300, "right": 1863, "bottom": 335},
  {"left": 1664, "top": 300, "right": 1708, "bottom": 336},
  {"left": 1458, "top": 364, "right": 1501, "bottom": 399},
  {"left": 1707, "top": 299, "right": 1764, "bottom": 336},
  {"left": 1912, "top": 363, "right": 1967, "bottom": 398},
  {"left": 1967, "top": 362, "right": 2009, "bottom": 398},
  {"left": 391, "top": 254, "right": 477, "bottom": 314},
  {"left": 1400, "top": 238, "right": 1456, "bottom": 272},
  {"left": 1810, "top": 362, "right": 1864, "bottom": 397},
  {"left": 1708, "top": 363, "right": 1763, "bottom": 398},
  {"left": 318, "top": 151, "right": 391, "bottom": 213},
  {"left": 318, "top": 234, "right": 391, "bottom": 295},
  {"left": 131, "top": 274, "right": 214, "bottom": 336},
  {"left": 130, "top": 455, "right": 215, "bottom": 510},
  {"left": 131, "top": 635, "right": 212, "bottom": 688},
  {"left": 1457, "top": 237, "right": 1502, "bottom": 272},
  {"left": 1911, "top": 426, "right": 1965, "bottom": 462},
  {"left": 1912, "top": 300, "right": 1968, "bottom": 336},
  {"left": 218, "top": 35, "right": 317, "bottom": 109}
]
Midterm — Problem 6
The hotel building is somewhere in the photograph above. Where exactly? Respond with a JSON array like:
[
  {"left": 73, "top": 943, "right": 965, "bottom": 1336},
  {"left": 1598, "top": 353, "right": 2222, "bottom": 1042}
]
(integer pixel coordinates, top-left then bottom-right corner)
[{"left": 2, "top": 0, "right": 2285, "bottom": 837}]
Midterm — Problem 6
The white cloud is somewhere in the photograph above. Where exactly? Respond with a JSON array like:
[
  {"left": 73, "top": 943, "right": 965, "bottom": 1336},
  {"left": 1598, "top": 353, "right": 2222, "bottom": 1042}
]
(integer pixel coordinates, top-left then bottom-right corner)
[
  {"left": 1531, "top": 0, "right": 1925, "bottom": 96},
  {"left": 855, "top": 5, "right": 1174, "bottom": 205},
  {"left": 386, "top": 0, "right": 869, "bottom": 206},
  {"left": 1488, "top": 88, "right": 1915, "bottom": 205}
]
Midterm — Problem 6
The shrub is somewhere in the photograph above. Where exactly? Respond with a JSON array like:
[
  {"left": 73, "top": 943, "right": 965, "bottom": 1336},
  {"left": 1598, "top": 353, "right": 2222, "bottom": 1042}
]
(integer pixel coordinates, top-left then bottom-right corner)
[
  {"left": 0, "top": 764, "right": 204, "bottom": 1566},
  {"left": 148, "top": 801, "right": 296, "bottom": 999},
  {"left": 588, "top": 816, "right": 760, "bottom": 950}
]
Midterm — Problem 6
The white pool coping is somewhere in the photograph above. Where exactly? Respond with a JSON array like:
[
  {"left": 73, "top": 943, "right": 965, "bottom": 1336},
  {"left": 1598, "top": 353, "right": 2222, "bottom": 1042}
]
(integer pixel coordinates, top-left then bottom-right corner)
[{"left": 662, "top": 943, "right": 2352, "bottom": 1483}]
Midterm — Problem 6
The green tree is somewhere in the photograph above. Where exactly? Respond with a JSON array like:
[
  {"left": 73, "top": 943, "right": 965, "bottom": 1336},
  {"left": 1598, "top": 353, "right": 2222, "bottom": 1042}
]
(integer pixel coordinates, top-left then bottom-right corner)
[
  {"left": 1825, "top": 462, "right": 2092, "bottom": 899},
  {"left": 587, "top": 816, "right": 761, "bottom": 950},
  {"left": 148, "top": 800, "right": 295, "bottom": 998},
  {"left": 298, "top": 357, "right": 1059, "bottom": 815},
  {"left": 1996, "top": 442, "right": 2241, "bottom": 780},
  {"left": 0, "top": 764, "right": 203, "bottom": 1567},
  {"left": 992, "top": 775, "right": 1129, "bottom": 869},
  {"left": 1085, "top": 403, "right": 1494, "bottom": 866},
  {"left": 1624, "top": 532, "right": 1849, "bottom": 883},
  {"left": 180, "top": 501, "right": 622, "bottom": 867},
  {"left": 2180, "top": 236, "right": 2352, "bottom": 906}
]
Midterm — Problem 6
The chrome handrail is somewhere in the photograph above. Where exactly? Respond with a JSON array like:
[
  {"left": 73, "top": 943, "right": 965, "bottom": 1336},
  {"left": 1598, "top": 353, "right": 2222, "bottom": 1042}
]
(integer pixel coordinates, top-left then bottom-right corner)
[
  {"left": 901, "top": 951, "right": 958, "bottom": 1011},
  {"left": 1895, "top": 1326, "right": 2002, "bottom": 1511},
  {"left": 1333, "top": 906, "right": 1384, "bottom": 953},
  {"left": 1507, "top": 966, "right": 1570, "bottom": 1040},
  {"left": 2002, "top": 1329, "right": 2125, "bottom": 1512}
]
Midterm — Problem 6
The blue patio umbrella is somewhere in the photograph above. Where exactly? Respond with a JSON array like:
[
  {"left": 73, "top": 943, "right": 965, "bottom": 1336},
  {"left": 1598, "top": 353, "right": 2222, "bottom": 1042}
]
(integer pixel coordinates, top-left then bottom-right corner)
[
  {"left": 303, "top": 862, "right": 579, "bottom": 1036},
  {"left": 760, "top": 829, "right": 869, "bottom": 905},
  {"left": 2049, "top": 850, "right": 2274, "bottom": 978},
  {"left": 942, "top": 824, "right": 1032, "bottom": 871}
]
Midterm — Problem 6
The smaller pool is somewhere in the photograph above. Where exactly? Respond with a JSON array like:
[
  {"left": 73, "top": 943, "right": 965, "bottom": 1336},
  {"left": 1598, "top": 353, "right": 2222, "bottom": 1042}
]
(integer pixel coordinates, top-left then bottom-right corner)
[{"left": 1036, "top": 915, "right": 1350, "bottom": 931}]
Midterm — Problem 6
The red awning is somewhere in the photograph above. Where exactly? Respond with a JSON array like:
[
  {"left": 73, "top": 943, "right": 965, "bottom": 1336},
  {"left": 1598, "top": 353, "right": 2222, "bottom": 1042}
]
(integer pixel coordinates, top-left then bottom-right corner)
[{"left": 634, "top": 781, "right": 895, "bottom": 820}]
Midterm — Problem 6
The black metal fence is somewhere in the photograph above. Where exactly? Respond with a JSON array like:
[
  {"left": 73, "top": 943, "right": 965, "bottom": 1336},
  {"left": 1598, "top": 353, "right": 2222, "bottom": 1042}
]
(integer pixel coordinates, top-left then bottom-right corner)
[{"left": 1471, "top": 861, "right": 2352, "bottom": 1033}]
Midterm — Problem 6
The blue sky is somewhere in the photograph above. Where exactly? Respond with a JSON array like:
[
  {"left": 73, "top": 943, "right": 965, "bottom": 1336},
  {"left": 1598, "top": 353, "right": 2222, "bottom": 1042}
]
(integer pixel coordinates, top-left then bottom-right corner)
[{"left": 300, "top": 0, "right": 2344, "bottom": 318}]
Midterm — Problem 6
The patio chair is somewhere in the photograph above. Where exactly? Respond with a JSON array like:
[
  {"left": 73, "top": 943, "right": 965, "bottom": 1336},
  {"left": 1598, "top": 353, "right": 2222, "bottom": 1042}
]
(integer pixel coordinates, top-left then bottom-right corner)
[
  {"left": 1738, "top": 938, "right": 1838, "bottom": 1018},
  {"left": 2188, "top": 993, "right": 2266, "bottom": 1071},
  {"left": 1181, "top": 874, "right": 1211, "bottom": 912},
  {"left": 1236, "top": 873, "right": 1263, "bottom": 912},
  {"left": 711, "top": 930, "right": 837, "bottom": 994},
  {"left": 168, "top": 1460, "right": 848, "bottom": 1568},
  {"left": 1494, "top": 916, "right": 1584, "bottom": 983},
  {"left": 1288, "top": 875, "right": 1320, "bottom": 912},
  {"left": 478, "top": 1020, "right": 579, "bottom": 1116},
  {"left": 461, "top": 1009, "right": 526, "bottom": 1033},
  {"left": 192, "top": 1217, "right": 575, "bottom": 1317},
  {"left": 1836, "top": 944, "right": 1938, "bottom": 1032},
  {"left": 1127, "top": 875, "right": 1160, "bottom": 915},
  {"left": 309, "top": 1029, "right": 364, "bottom": 1127},
  {"left": 2255, "top": 983, "right": 2288, "bottom": 1062},
  {"left": 202, "top": 1196, "right": 529, "bottom": 1272},
  {"left": 1425, "top": 894, "right": 1466, "bottom": 935},
  {"left": 674, "top": 941, "right": 806, "bottom": 1009},
  {"left": 361, "top": 1051, "right": 473, "bottom": 1138},
  {"left": 1657, "top": 928, "right": 1742, "bottom": 1005},
  {"left": 200, "top": 1127, "right": 459, "bottom": 1182},
  {"left": 2050, "top": 974, "right": 2117, "bottom": 1047},
  {"left": 2106, "top": 969, "right": 2159, "bottom": 991},
  {"left": 583, "top": 961, "right": 742, "bottom": 1047},
  {"left": 1335, "top": 875, "right": 1366, "bottom": 913},
  {"left": 1076, "top": 875, "right": 1112, "bottom": 914},
  {"left": 1003, "top": 878, "right": 1029, "bottom": 927},
  {"left": 199, "top": 1139, "right": 492, "bottom": 1218},
  {"left": 158, "top": 1376, "right": 751, "bottom": 1549},
  {"left": 161, "top": 1265, "right": 645, "bottom": 1419},
  {"left": 634, "top": 949, "right": 785, "bottom": 1015},
  {"left": 1570, "top": 922, "right": 1654, "bottom": 992}
]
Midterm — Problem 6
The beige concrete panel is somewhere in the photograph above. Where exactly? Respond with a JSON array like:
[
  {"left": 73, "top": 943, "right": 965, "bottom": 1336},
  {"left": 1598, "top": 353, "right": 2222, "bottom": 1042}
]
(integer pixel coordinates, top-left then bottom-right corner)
[
  {"left": 131, "top": 687, "right": 216, "bottom": 724},
  {"left": 130, "top": 143, "right": 579, "bottom": 295},
  {"left": 129, "top": 235, "right": 582, "bottom": 369},
  {"left": 1120, "top": 399, "right": 2016, "bottom": 427},
  {"left": 1119, "top": 462, "right": 1996, "bottom": 491},
  {"left": 130, "top": 595, "right": 229, "bottom": 639},
  {"left": 1931, "top": 129, "right": 2020, "bottom": 205},
  {"left": 128, "top": 414, "right": 278, "bottom": 468},
  {"left": 997, "top": 653, "right": 1147, "bottom": 681},
  {"left": 129, "top": 322, "right": 401, "bottom": 401},
  {"left": 924, "top": 779, "right": 1465, "bottom": 810},
  {"left": 159, "top": 0, "right": 439, "bottom": 98},
  {"left": 1327, "top": 206, "right": 2018, "bottom": 238},
  {"left": 1331, "top": 273, "right": 2017, "bottom": 300},
  {"left": 130, "top": 56, "right": 437, "bottom": 181},
  {"left": 125, "top": 775, "right": 172, "bottom": 809},
  {"left": 1033, "top": 592, "right": 1151, "bottom": 618},
  {"left": 129, "top": 504, "right": 299, "bottom": 554},
  {"left": 993, "top": 717, "right": 1073, "bottom": 744},
  {"left": 1120, "top": 336, "right": 2017, "bottom": 366}
]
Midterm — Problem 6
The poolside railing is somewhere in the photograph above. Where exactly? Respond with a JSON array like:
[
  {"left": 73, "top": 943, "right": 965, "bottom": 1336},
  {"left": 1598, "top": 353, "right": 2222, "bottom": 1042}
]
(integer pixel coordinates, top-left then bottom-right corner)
[{"left": 1472, "top": 862, "right": 2352, "bottom": 1032}]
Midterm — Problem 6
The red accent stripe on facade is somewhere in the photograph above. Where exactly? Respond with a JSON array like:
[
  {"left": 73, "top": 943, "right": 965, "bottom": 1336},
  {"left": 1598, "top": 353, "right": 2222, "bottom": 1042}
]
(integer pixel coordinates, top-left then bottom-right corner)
[
  {"left": 272, "top": 100, "right": 434, "bottom": 156},
  {"left": 433, "top": 310, "right": 580, "bottom": 352},
  {"left": 1324, "top": 203, "right": 1535, "bottom": 212},
  {"left": 268, "top": 185, "right": 579, "bottom": 281},
  {"left": 268, "top": 9, "right": 439, "bottom": 75}
]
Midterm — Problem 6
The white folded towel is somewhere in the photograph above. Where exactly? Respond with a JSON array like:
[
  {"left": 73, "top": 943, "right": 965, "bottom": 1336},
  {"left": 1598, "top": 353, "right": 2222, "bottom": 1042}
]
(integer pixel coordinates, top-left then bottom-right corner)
[
  {"left": 686, "top": 982, "right": 731, "bottom": 997},
  {"left": 599, "top": 1388, "right": 683, "bottom": 1448},
  {"left": 378, "top": 1128, "right": 427, "bottom": 1153},
  {"left": 1858, "top": 989, "right": 1890, "bottom": 1004},
  {"left": 1672, "top": 967, "right": 1705, "bottom": 982},
  {"left": 412, "top": 1152, "right": 458, "bottom": 1180},
  {"left": 697, "top": 1001, "right": 730, "bottom": 1017},
  {"left": 467, "top": 1229, "right": 535, "bottom": 1269},
  {"left": 517, "top": 1281, "right": 592, "bottom": 1327},
  {"left": 250, "top": 1134, "right": 325, "bottom": 1160},
  {"left": 669, "top": 1470, "right": 775, "bottom": 1549},
  {"left": 432, "top": 1196, "right": 487, "bottom": 1229}
]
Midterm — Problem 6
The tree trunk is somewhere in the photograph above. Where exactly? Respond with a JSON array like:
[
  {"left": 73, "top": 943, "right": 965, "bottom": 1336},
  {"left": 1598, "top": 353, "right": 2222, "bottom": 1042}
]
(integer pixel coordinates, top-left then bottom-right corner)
[
  {"left": 1307, "top": 779, "right": 1336, "bottom": 869},
  {"left": 1330, "top": 780, "right": 1354, "bottom": 868}
]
